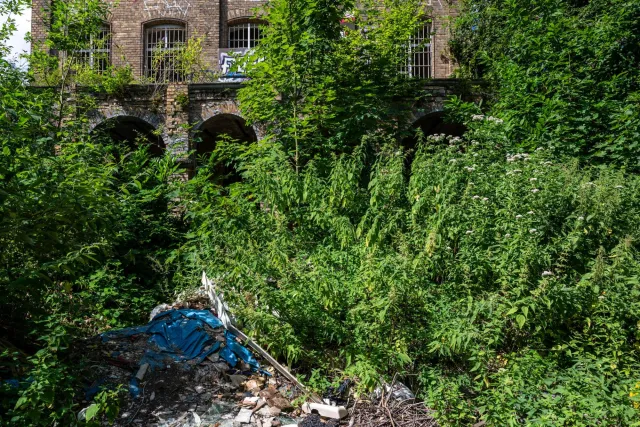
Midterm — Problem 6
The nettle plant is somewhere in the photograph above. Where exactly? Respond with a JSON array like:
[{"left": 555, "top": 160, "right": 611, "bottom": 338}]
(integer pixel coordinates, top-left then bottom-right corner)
[{"left": 178, "top": 97, "right": 640, "bottom": 423}]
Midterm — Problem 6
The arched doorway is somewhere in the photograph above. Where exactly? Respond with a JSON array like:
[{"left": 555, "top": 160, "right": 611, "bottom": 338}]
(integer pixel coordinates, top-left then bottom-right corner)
[
  {"left": 401, "top": 112, "right": 466, "bottom": 173},
  {"left": 193, "top": 114, "right": 257, "bottom": 184},
  {"left": 406, "top": 112, "right": 466, "bottom": 144},
  {"left": 92, "top": 116, "right": 165, "bottom": 156}
]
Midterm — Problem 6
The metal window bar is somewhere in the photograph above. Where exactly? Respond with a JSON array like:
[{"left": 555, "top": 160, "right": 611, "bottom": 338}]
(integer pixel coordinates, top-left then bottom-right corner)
[
  {"left": 74, "top": 26, "right": 111, "bottom": 72},
  {"left": 228, "top": 23, "right": 263, "bottom": 49},
  {"left": 145, "top": 24, "right": 186, "bottom": 83},
  {"left": 401, "top": 23, "right": 432, "bottom": 79}
]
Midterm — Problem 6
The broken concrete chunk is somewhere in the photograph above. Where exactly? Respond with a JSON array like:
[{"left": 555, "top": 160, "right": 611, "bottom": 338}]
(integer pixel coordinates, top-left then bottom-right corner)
[
  {"left": 301, "top": 402, "right": 348, "bottom": 419},
  {"left": 245, "top": 379, "right": 262, "bottom": 391},
  {"left": 228, "top": 374, "right": 248, "bottom": 388},
  {"left": 268, "top": 406, "right": 281, "bottom": 416},
  {"left": 135, "top": 363, "right": 150, "bottom": 381},
  {"left": 233, "top": 407, "right": 253, "bottom": 425},
  {"left": 259, "top": 386, "right": 278, "bottom": 400},
  {"left": 267, "top": 395, "right": 293, "bottom": 411},
  {"left": 241, "top": 396, "right": 260, "bottom": 407}
]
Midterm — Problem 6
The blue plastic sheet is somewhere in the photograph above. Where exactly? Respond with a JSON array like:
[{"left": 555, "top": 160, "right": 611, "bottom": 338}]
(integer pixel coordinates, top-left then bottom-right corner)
[{"left": 101, "top": 309, "right": 261, "bottom": 397}]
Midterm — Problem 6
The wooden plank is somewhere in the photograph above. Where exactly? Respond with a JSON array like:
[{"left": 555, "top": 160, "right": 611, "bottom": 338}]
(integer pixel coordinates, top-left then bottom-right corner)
[{"left": 227, "top": 324, "right": 323, "bottom": 403}]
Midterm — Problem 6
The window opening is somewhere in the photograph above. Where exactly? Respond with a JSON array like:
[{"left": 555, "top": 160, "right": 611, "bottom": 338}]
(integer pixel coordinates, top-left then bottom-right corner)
[
  {"left": 228, "top": 22, "right": 263, "bottom": 49},
  {"left": 402, "top": 22, "right": 432, "bottom": 79},
  {"left": 144, "top": 23, "right": 186, "bottom": 83},
  {"left": 75, "top": 25, "right": 111, "bottom": 72}
]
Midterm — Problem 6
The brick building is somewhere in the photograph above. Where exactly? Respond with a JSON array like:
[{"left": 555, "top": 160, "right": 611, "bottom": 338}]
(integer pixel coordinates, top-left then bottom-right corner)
[
  {"left": 29, "top": 0, "right": 466, "bottom": 174},
  {"left": 31, "top": 0, "right": 458, "bottom": 80}
]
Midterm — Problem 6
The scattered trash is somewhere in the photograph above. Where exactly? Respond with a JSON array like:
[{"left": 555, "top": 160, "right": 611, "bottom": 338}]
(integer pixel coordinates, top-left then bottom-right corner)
[
  {"left": 302, "top": 402, "right": 347, "bottom": 419},
  {"left": 136, "top": 363, "right": 150, "bottom": 381},
  {"left": 373, "top": 380, "right": 415, "bottom": 402},
  {"left": 323, "top": 379, "right": 351, "bottom": 405},
  {"left": 76, "top": 274, "right": 437, "bottom": 426},
  {"left": 83, "top": 292, "right": 306, "bottom": 426}
]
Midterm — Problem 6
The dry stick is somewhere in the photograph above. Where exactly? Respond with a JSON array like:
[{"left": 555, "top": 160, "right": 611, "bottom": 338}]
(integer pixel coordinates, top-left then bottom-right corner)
[
  {"left": 227, "top": 324, "right": 323, "bottom": 403},
  {"left": 384, "top": 401, "right": 397, "bottom": 427},
  {"left": 384, "top": 373, "right": 399, "bottom": 408}
]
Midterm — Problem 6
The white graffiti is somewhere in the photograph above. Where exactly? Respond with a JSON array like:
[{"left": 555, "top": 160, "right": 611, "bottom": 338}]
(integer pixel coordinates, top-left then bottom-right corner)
[{"left": 143, "top": 0, "right": 191, "bottom": 18}]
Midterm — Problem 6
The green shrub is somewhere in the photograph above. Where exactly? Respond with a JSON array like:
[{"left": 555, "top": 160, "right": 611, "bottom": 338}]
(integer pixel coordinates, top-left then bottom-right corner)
[
  {"left": 177, "top": 113, "right": 640, "bottom": 424},
  {"left": 451, "top": 0, "right": 640, "bottom": 168}
]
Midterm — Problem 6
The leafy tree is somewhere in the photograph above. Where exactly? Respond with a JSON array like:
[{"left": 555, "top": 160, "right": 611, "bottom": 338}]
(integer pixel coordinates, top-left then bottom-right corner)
[
  {"left": 450, "top": 0, "right": 640, "bottom": 167},
  {"left": 177, "top": 0, "right": 640, "bottom": 424},
  {"left": 0, "top": 1, "right": 183, "bottom": 423}
]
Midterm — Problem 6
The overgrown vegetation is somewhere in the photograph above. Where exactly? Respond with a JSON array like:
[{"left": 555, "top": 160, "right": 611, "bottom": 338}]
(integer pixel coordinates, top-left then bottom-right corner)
[
  {"left": 451, "top": 0, "right": 640, "bottom": 167},
  {"left": 1, "top": 0, "right": 640, "bottom": 425},
  {"left": 1, "top": 1, "right": 182, "bottom": 424}
]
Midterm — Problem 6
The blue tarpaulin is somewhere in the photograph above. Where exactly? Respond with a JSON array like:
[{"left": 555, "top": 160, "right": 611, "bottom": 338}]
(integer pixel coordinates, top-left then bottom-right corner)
[{"left": 101, "top": 309, "right": 261, "bottom": 397}]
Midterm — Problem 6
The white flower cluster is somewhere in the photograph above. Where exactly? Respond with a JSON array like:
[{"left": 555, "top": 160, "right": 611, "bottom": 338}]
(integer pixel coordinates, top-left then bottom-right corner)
[
  {"left": 427, "top": 134, "right": 449, "bottom": 143},
  {"left": 472, "top": 114, "right": 504, "bottom": 124},
  {"left": 465, "top": 166, "right": 475, "bottom": 172},
  {"left": 507, "top": 153, "right": 530, "bottom": 162},
  {"left": 542, "top": 271, "right": 554, "bottom": 277}
]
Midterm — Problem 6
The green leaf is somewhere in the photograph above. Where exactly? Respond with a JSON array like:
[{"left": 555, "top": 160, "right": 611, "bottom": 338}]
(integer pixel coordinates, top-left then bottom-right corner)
[
  {"left": 14, "top": 396, "right": 28, "bottom": 410},
  {"left": 516, "top": 315, "right": 526, "bottom": 329},
  {"left": 85, "top": 403, "right": 100, "bottom": 421}
]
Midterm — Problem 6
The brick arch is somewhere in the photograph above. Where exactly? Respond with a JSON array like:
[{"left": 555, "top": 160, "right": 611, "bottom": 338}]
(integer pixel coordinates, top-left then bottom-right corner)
[
  {"left": 406, "top": 104, "right": 445, "bottom": 131},
  {"left": 89, "top": 108, "right": 163, "bottom": 132},
  {"left": 191, "top": 110, "right": 261, "bottom": 141},
  {"left": 227, "top": 9, "right": 264, "bottom": 23},
  {"left": 404, "top": 108, "right": 467, "bottom": 145}
]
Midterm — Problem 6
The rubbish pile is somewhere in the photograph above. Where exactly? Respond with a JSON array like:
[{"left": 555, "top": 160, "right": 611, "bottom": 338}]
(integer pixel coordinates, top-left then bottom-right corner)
[
  {"left": 86, "top": 304, "right": 305, "bottom": 426},
  {"left": 80, "top": 276, "right": 438, "bottom": 426}
]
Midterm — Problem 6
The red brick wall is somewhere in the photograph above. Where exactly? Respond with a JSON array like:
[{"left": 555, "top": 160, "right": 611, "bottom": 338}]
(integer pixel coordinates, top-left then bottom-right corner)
[
  {"left": 429, "top": 0, "right": 458, "bottom": 78},
  {"left": 30, "top": 0, "right": 50, "bottom": 51},
  {"left": 30, "top": 0, "right": 457, "bottom": 79}
]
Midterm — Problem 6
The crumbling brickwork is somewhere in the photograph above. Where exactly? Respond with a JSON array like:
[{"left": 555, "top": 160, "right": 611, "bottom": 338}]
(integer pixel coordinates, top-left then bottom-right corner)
[{"left": 30, "top": 0, "right": 458, "bottom": 79}]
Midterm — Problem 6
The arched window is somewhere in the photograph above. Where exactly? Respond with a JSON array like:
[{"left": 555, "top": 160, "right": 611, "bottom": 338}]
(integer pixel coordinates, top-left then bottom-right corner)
[
  {"left": 228, "top": 22, "right": 263, "bottom": 49},
  {"left": 75, "top": 24, "right": 111, "bottom": 72},
  {"left": 144, "top": 22, "right": 186, "bottom": 82},
  {"left": 404, "top": 22, "right": 432, "bottom": 79}
]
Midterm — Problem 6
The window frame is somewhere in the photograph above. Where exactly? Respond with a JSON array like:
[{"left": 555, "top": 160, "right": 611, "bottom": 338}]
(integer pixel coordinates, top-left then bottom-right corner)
[
  {"left": 143, "top": 21, "right": 188, "bottom": 83},
  {"left": 227, "top": 21, "right": 264, "bottom": 49},
  {"left": 404, "top": 21, "right": 433, "bottom": 79},
  {"left": 74, "top": 24, "right": 111, "bottom": 73}
]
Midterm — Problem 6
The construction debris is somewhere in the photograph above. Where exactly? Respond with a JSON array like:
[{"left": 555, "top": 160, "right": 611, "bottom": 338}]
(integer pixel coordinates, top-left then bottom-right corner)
[
  {"left": 301, "top": 402, "right": 347, "bottom": 419},
  {"left": 77, "top": 276, "right": 438, "bottom": 426},
  {"left": 82, "top": 299, "right": 305, "bottom": 426}
]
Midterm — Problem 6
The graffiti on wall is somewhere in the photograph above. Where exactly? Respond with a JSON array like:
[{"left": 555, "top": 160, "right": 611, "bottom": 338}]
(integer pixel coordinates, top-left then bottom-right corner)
[
  {"left": 143, "top": 0, "right": 192, "bottom": 18},
  {"left": 218, "top": 49, "right": 248, "bottom": 82}
]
